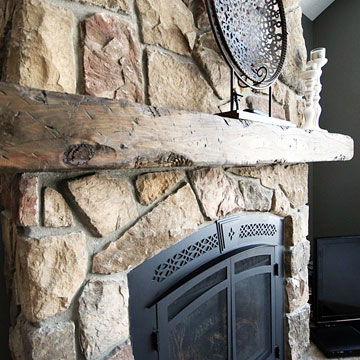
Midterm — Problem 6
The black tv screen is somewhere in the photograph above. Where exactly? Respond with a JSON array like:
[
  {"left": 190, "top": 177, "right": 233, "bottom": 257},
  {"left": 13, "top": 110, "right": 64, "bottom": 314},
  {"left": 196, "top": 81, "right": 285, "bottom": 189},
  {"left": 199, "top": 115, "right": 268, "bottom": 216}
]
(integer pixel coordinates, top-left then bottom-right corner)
[{"left": 314, "top": 236, "right": 360, "bottom": 324}]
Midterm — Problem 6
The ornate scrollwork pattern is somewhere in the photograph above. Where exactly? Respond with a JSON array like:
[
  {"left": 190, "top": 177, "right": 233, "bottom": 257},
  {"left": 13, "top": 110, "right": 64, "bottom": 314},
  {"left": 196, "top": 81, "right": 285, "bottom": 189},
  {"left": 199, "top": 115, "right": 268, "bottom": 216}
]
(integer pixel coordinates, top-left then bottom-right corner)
[
  {"left": 153, "top": 234, "right": 219, "bottom": 282},
  {"left": 206, "top": 0, "right": 287, "bottom": 89}
]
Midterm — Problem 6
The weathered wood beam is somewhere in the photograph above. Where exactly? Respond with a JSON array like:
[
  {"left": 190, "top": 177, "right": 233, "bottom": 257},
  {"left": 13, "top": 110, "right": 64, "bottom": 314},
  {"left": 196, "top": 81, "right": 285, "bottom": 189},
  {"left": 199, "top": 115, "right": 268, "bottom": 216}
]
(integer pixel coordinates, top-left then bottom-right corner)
[{"left": 0, "top": 82, "right": 354, "bottom": 172}]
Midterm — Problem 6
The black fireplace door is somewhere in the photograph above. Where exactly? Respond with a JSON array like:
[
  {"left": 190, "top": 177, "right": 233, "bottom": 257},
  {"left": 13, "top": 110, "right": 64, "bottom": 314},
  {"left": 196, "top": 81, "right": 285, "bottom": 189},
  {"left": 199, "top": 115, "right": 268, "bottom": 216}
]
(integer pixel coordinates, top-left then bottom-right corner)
[{"left": 156, "top": 245, "right": 278, "bottom": 360}]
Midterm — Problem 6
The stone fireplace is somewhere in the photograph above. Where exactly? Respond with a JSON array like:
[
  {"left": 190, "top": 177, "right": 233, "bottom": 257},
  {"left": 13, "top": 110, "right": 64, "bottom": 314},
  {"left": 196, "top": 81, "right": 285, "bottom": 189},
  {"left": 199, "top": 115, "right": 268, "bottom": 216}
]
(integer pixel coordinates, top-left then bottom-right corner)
[
  {"left": 0, "top": 0, "right": 354, "bottom": 359},
  {"left": 1, "top": 164, "right": 314, "bottom": 360}
]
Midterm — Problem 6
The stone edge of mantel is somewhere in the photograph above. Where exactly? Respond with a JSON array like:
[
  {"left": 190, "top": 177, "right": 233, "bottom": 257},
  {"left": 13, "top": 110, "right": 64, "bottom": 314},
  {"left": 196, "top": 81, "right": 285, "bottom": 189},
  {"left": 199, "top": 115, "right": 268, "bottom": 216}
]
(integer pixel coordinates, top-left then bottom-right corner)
[{"left": 0, "top": 82, "right": 354, "bottom": 173}]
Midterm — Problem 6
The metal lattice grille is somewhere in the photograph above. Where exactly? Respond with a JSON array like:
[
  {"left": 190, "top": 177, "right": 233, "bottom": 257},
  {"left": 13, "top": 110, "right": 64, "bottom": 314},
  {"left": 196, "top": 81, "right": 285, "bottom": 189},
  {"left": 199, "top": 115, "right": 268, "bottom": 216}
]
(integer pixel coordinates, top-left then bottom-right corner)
[
  {"left": 153, "top": 234, "right": 219, "bottom": 283},
  {"left": 238, "top": 223, "right": 277, "bottom": 238},
  {"left": 206, "top": 0, "right": 287, "bottom": 89},
  {"left": 228, "top": 223, "right": 277, "bottom": 240}
]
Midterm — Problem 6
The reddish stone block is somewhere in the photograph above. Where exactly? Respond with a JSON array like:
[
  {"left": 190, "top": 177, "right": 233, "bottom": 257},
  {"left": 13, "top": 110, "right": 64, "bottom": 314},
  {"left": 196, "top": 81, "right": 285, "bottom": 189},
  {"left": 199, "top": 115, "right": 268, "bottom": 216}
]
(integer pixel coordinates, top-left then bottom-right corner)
[
  {"left": 82, "top": 13, "right": 143, "bottom": 103},
  {"left": 18, "top": 175, "right": 39, "bottom": 227}
]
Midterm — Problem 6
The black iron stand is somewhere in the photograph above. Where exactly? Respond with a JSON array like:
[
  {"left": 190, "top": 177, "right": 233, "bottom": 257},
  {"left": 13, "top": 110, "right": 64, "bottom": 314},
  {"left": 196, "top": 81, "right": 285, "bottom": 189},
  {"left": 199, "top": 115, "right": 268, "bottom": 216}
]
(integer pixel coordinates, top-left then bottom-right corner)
[{"left": 217, "top": 69, "right": 273, "bottom": 120}]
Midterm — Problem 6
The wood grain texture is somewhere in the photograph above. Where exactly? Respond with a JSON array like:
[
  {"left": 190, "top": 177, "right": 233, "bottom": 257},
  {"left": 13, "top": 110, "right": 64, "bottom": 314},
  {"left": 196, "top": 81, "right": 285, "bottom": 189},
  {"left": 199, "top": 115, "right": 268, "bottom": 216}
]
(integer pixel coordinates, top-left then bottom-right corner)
[{"left": 0, "top": 82, "right": 354, "bottom": 172}]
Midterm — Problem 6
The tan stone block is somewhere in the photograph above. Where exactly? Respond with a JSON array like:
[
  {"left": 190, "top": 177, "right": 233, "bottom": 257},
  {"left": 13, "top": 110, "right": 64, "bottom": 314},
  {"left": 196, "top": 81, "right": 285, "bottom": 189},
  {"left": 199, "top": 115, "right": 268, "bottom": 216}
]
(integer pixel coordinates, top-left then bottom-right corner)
[
  {"left": 6, "top": 0, "right": 76, "bottom": 93},
  {"left": 283, "top": 0, "right": 300, "bottom": 11},
  {"left": 279, "top": 7, "right": 307, "bottom": 95},
  {"left": 136, "top": 0, "right": 196, "bottom": 55},
  {"left": 229, "top": 164, "right": 308, "bottom": 209},
  {"left": 285, "top": 240, "right": 310, "bottom": 277},
  {"left": 228, "top": 167, "right": 262, "bottom": 182},
  {"left": 272, "top": 81, "right": 287, "bottom": 106},
  {"left": 246, "top": 95, "right": 286, "bottom": 120},
  {"left": 44, "top": 188, "right": 74, "bottom": 227},
  {"left": 82, "top": 13, "right": 143, "bottom": 103},
  {"left": 193, "top": 31, "right": 230, "bottom": 99},
  {"left": 79, "top": 280, "right": 130, "bottom": 360},
  {"left": 239, "top": 178, "right": 273, "bottom": 212},
  {"left": 25, "top": 321, "right": 76, "bottom": 360},
  {"left": 77, "top": 0, "right": 130, "bottom": 12},
  {"left": 284, "top": 89, "right": 304, "bottom": 126},
  {"left": 271, "top": 187, "right": 291, "bottom": 217},
  {"left": 279, "top": 165, "right": 308, "bottom": 209},
  {"left": 11, "top": 316, "right": 77, "bottom": 360},
  {"left": 135, "top": 171, "right": 185, "bottom": 205},
  {"left": 68, "top": 174, "right": 138, "bottom": 237},
  {"left": 297, "top": 97, "right": 306, "bottom": 128},
  {"left": 16, "top": 233, "right": 87, "bottom": 322},
  {"left": 286, "top": 268, "right": 309, "bottom": 313},
  {"left": 284, "top": 206, "right": 309, "bottom": 246},
  {"left": 286, "top": 304, "right": 310, "bottom": 360},
  {"left": 147, "top": 49, "right": 218, "bottom": 113},
  {"left": 93, "top": 184, "right": 203, "bottom": 273},
  {"left": 189, "top": 168, "right": 244, "bottom": 220},
  {"left": 18, "top": 175, "right": 39, "bottom": 227}
]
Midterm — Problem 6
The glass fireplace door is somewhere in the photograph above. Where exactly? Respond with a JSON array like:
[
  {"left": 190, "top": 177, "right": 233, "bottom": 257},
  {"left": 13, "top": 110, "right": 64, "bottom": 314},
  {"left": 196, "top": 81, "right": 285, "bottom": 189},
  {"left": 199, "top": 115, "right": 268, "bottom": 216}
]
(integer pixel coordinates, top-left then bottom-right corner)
[
  {"left": 231, "top": 247, "right": 276, "bottom": 360},
  {"left": 156, "top": 246, "right": 278, "bottom": 360},
  {"left": 157, "top": 259, "right": 232, "bottom": 360}
]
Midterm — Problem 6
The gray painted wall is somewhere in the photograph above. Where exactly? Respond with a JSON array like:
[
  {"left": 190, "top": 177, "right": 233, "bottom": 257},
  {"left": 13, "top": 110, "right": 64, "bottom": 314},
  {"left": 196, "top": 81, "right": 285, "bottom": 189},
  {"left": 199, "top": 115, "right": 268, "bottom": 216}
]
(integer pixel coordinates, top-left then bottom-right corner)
[
  {"left": 302, "top": 14, "right": 313, "bottom": 53},
  {"left": 312, "top": 0, "right": 360, "bottom": 237}
]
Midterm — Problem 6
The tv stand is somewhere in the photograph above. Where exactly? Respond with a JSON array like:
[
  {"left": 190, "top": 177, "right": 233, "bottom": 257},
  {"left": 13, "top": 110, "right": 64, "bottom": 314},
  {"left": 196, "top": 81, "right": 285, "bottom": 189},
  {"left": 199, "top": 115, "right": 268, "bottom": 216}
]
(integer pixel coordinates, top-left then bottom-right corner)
[{"left": 311, "top": 325, "right": 360, "bottom": 358}]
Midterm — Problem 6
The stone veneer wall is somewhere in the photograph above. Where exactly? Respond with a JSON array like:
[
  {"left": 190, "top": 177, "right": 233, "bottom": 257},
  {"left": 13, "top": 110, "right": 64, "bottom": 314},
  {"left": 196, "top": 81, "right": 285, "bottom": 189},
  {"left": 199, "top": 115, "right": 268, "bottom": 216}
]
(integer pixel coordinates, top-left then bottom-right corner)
[
  {"left": 0, "top": 0, "right": 311, "bottom": 358},
  {"left": 0, "top": 165, "right": 310, "bottom": 360},
  {"left": 0, "top": 0, "right": 307, "bottom": 126}
]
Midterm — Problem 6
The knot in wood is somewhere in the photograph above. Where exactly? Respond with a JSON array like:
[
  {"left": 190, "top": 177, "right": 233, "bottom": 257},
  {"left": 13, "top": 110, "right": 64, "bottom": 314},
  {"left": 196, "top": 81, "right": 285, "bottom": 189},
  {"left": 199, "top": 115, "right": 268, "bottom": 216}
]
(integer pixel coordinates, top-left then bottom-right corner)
[
  {"left": 63, "top": 144, "right": 95, "bottom": 167},
  {"left": 165, "top": 152, "right": 193, "bottom": 167}
]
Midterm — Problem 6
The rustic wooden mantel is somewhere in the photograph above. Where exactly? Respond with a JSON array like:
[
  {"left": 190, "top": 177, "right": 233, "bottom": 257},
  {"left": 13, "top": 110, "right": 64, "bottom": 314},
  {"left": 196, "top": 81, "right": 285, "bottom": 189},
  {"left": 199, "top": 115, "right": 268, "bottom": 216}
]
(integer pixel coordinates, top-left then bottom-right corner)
[{"left": 0, "top": 82, "right": 354, "bottom": 172}]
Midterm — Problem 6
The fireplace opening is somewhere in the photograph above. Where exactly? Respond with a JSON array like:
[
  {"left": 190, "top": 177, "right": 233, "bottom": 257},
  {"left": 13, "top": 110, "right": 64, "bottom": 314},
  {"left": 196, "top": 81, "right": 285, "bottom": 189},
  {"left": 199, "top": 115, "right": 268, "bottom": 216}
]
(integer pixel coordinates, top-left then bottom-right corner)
[{"left": 128, "top": 214, "right": 284, "bottom": 360}]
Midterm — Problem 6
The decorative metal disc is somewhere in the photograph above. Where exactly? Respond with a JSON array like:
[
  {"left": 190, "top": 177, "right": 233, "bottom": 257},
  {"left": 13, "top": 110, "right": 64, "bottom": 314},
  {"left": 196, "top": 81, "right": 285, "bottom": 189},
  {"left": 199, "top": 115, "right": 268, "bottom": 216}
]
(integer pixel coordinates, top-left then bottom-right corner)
[{"left": 206, "top": 0, "right": 287, "bottom": 89}]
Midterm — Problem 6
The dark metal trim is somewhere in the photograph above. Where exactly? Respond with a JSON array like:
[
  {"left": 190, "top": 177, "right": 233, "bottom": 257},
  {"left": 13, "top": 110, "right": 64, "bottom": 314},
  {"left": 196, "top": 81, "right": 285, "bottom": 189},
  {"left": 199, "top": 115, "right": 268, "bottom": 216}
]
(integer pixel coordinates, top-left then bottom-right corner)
[
  {"left": 231, "top": 246, "right": 276, "bottom": 360},
  {"left": 232, "top": 264, "right": 273, "bottom": 282},
  {"left": 159, "top": 259, "right": 229, "bottom": 324},
  {"left": 156, "top": 259, "right": 231, "bottom": 359},
  {"left": 168, "top": 280, "right": 229, "bottom": 327},
  {"left": 155, "top": 245, "right": 279, "bottom": 359}
]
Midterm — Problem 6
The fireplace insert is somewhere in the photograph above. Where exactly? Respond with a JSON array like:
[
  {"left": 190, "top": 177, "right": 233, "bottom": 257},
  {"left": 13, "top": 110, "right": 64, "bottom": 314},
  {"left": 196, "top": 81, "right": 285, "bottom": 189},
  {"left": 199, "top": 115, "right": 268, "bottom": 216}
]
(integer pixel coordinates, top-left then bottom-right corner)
[{"left": 128, "top": 214, "right": 284, "bottom": 360}]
